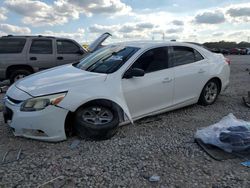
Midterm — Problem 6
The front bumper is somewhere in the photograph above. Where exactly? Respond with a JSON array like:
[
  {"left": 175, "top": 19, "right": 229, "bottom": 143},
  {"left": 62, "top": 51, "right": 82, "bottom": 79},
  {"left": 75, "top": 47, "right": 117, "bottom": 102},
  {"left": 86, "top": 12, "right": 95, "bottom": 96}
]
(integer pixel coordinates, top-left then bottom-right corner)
[{"left": 3, "top": 98, "right": 69, "bottom": 142}]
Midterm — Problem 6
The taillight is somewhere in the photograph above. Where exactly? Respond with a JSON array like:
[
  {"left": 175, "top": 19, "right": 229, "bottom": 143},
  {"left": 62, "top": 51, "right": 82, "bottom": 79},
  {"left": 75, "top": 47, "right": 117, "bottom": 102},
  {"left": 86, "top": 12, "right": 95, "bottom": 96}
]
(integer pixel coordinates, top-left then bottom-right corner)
[{"left": 225, "top": 58, "right": 231, "bottom": 65}]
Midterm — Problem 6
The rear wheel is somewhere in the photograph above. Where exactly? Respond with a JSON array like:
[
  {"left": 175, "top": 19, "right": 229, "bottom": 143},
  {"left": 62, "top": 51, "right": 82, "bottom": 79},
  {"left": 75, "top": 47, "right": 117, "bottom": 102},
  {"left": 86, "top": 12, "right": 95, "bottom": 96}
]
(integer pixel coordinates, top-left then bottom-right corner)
[
  {"left": 74, "top": 102, "right": 119, "bottom": 140},
  {"left": 9, "top": 69, "right": 32, "bottom": 83},
  {"left": 199, "top": 79, "right": 219, "bottom": 106}
]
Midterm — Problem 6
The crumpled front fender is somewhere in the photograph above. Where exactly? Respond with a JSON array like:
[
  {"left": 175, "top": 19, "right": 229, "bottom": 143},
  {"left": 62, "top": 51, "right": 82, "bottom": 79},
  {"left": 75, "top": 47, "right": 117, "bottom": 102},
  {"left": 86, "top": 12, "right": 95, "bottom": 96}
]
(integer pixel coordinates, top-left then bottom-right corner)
[{"left": 57, "top": 77, "right": 133, "bottom": 124}]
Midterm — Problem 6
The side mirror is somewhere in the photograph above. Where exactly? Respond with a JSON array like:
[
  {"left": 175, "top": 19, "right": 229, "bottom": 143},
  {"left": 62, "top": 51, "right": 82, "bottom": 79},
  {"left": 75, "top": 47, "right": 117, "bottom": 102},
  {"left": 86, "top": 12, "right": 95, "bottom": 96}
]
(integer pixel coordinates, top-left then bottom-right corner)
[
  {"left": 78, "top": 49, "right": 85, "bottom": 55},
  {"left": 123, "top": 68, "right": 145, "bottom": 79}
]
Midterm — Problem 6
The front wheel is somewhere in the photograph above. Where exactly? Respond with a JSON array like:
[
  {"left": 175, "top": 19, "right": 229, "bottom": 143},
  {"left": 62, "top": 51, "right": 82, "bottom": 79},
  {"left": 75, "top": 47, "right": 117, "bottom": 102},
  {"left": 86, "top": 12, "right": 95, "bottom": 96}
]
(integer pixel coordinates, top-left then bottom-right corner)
[
  {"left": 198, "top": 80, "right": 219, "bottom": 106},
  {"left": 74, "top": 102, "right": 119, "bottom": 140}
]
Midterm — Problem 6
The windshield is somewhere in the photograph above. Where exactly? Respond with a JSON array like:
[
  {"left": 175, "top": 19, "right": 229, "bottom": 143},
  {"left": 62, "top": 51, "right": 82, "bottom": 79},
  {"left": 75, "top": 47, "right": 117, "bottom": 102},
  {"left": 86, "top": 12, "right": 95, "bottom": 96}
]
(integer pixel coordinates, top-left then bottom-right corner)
[{"left": 76, "top": 45, "right": 139, "bottom": 73}]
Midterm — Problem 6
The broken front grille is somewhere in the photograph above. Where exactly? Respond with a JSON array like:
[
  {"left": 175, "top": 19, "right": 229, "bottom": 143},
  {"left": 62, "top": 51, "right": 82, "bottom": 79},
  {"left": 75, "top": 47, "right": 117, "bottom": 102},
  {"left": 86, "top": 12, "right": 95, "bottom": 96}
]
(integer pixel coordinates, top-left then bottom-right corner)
[
  {"left": 6, "top": 96, "right": 23, "bottom": 105},
  {"left": 3, "top": 106, "right": 13, "bottom": 123}
]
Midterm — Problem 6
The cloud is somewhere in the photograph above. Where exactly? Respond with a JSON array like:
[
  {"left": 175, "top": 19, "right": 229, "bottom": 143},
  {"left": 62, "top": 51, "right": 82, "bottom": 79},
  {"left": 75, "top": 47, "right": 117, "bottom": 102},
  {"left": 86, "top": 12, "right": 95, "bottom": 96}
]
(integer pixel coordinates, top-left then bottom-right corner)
[
  {"left": 163, "top": 34, "right": 179, "bottom": 40},
  {"left": 71, "top": 0, "right": 131, "bottom": 16},
  {"left": 87, "top": 22, "right": 157, "bottom": 42},
  {"left": 0, "top": 23, "right": 31, "bottom": 34},
  {"left": 212, "top": 32, "right": 224, "bottom": 37},
  {"left": 225, "top": 30, "right": 250, "bottom": 41},
  {"left": 122, "top": 33, "right": 148, "bottom": 39},
  {"left": 119, "top": 22, "right": 155, "bottom": 33},
  {"left": 172, "top": 20, "right": 184, "bottom": 26},
  {"left": 5, "top": 0, "right": 71, "bottom": 26},
  {"left": 194, "top": 11, "right": 225, "bottom": 24},
  {"left": 166, "top": 28, "right": 183, "bottom": 34},
  {"left": 0, "top": 7, "right": 8, "bottom": 21},
  {"left": 88, "top": 24, "right": 118, "bottom": 34},
  {"left": 227, "top": 7, "right": 250, "bottom": 17},
  {"left": 42, "top": 28, "right": 85, "bottom": 42},
  {"left": 226, "top": 4, "right": 250, "bottom": 22},
  {"left": 4, "top": 0, "right": 132, "bottom": 26},
  {"left": 136, "top": 22, "right": 154, "bottom": 29}
]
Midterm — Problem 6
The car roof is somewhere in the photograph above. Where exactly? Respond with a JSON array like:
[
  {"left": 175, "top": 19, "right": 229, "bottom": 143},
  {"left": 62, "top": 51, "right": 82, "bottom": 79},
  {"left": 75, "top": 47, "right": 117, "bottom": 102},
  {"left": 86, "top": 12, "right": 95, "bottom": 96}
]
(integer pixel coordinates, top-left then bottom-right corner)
[
  {"left": 0, "top": 35, "right": 75, "bottom": 41},
  {"left": 109, "top": 40, "right": 213, "bottom": 59},
  {"left": 112, "top": 40, "right": 207, "bottom": 50}
]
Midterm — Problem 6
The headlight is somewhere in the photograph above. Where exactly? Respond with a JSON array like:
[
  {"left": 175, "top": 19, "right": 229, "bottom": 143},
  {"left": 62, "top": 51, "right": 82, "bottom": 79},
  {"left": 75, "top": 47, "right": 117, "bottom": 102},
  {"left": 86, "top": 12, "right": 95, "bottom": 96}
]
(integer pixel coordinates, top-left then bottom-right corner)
[{"left": 20, "top": 92, "right": 67, "bottom": 112}]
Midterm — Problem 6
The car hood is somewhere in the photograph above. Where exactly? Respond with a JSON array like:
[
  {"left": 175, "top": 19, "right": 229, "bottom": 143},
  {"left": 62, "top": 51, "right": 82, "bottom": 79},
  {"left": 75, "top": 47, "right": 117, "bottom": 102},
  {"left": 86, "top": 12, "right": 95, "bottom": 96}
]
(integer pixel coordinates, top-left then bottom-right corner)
[{"left": 15, "top": 64, "right": 107, "bottom": 96}]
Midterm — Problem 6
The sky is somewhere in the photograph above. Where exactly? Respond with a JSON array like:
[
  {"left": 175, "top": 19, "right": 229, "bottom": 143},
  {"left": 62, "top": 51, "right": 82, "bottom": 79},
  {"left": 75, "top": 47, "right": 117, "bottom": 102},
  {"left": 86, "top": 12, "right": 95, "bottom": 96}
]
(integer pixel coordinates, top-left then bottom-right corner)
[{"left": 0, "top": 0, "right": 250, "bottom": 44}]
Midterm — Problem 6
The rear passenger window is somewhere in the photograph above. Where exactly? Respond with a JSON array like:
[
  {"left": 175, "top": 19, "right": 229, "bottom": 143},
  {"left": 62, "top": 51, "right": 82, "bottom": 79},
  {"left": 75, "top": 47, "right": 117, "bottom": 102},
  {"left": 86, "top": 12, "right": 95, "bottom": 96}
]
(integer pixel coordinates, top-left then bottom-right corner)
[
  {"left": 0, "top": 38, "right": 26, "bottom": 53},
  {"left": 30, "top": 39, "right": 52, "bottom": 54},
  {"left": 132, "top": 47, "right": 169, "bottom": 73},
  {"left": 173, "top": 46, "right": 195, "bottom": 66},
  {"left": 57, "top": 40, "right": 81, "bottom": 54},
  {"left": 194, "top": 49, "right": 204, "bottom": 61}
]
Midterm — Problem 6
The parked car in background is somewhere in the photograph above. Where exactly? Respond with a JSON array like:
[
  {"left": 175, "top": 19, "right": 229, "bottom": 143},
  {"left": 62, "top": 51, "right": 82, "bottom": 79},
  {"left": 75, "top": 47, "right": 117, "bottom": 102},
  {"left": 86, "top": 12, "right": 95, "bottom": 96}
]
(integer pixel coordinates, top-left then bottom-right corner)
[
  {"left": 219, "top": 48, "right": 229, "bottom": 55},
  {"left": 210, "top": 48, "right": 221, "bottom": 53},
  {"left": 229, "top": 48, "right": 240, "bottom": 55},
  {"left": 0, "top": 33, "right": 111, "bottom": 83},
  {"left": 186, "top": 43, "right": 230, "bottom": 55},
  {"left": 246, "top": 48, "right": 250, "bottom": 55},
  {"left": 239, "top": 48, "right": 247, "bottom": 55},
  {"left": 3, "top": 41, "right": 230, "bottom": 142}
]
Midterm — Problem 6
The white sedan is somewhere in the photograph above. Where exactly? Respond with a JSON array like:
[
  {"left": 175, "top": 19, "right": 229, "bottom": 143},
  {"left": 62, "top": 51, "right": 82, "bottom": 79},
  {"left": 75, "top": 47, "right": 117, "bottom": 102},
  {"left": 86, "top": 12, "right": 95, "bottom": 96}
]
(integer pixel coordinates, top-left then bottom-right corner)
[{"left": 3, "top": 41, "right": 230, "bottom": 141}]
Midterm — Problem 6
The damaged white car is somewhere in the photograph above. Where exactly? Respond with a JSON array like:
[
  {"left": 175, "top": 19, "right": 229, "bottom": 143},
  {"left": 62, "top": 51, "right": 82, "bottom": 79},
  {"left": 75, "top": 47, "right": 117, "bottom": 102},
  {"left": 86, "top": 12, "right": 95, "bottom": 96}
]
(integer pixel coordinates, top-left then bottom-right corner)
[{"left": 3, "top": 41, "right": 230, "bottom": 141}]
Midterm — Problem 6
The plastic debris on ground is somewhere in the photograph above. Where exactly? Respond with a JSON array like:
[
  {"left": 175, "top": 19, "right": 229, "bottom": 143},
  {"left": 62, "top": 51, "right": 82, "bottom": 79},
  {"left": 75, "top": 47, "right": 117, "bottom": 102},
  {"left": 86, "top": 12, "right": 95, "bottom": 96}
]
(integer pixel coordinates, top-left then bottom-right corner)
[
  {"left": 195, "top": 113, "right": 250, "bottom": 153},
  {"left": 149, "top": 175, "right": 160, "bottom": 182},
  {"left": 241, "top": 161, "right": 250, "bottom": 167},
  {"left": 1, "top": 148, "right": 23, "bottom": 165}
]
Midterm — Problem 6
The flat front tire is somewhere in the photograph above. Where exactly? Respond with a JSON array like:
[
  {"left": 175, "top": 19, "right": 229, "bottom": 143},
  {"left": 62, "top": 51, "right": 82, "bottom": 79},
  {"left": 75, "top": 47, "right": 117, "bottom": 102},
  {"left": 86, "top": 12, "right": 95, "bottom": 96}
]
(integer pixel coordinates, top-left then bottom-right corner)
[
  {"left": 74, "top": 102, "right": 119, "bottom": 140},
  {"left": 199, "top": 80, "right": 219, "bottom": 106}
]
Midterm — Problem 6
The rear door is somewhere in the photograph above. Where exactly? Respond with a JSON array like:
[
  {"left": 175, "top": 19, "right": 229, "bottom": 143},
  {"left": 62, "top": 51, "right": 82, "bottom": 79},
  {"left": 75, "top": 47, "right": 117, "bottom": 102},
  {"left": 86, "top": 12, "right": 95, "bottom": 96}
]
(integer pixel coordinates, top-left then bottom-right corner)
[
  {"left": 122, "top": 46, "right": 174, "bottom": 118},
  {"left": 170, "top": 46, "right": 210, "bottom": 105},
  {"left": 27, "top": 38, "right": 56, "bottom": 70},
  {"left": 56, "top": 39, "right": 87, "bottom": 66}
]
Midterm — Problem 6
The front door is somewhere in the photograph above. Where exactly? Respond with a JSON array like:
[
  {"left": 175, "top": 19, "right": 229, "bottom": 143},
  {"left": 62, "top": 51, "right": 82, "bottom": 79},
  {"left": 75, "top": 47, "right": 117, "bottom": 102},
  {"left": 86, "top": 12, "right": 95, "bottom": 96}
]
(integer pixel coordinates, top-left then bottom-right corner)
[{"left": 122, "top": 47, "right": 174, "bottom": 118}]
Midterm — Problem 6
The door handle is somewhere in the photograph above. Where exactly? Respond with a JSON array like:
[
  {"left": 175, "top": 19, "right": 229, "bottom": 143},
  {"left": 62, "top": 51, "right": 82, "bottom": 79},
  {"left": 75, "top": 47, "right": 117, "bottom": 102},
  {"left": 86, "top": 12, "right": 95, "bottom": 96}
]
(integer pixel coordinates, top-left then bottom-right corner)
[
  {"left": 198, "top": 69, "right": 205, "bottom": 73},
  {"left": 57, "top": 56, "right": 63, "bottom": 60},
  {"left": 162, "top": 77, "right": 173, "bottom": 83},
  {"left": 30, "top": 57, "right": 37, "bottom": 61}
]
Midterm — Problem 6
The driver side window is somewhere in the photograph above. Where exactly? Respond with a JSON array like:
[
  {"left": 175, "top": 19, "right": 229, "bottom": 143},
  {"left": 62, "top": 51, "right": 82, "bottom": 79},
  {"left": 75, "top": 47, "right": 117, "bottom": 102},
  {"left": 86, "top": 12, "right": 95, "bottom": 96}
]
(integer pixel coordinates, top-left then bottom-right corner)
[{"left": 131, "top": 47, "right": 169, "bottom": 73}]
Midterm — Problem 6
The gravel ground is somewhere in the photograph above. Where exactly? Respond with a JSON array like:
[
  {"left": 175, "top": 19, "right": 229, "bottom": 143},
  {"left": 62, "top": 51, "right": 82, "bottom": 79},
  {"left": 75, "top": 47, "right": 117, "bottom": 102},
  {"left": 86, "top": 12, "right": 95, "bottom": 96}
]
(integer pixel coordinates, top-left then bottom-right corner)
[{"left": 0, "top": 55, "right": 250, "bottom": 187}]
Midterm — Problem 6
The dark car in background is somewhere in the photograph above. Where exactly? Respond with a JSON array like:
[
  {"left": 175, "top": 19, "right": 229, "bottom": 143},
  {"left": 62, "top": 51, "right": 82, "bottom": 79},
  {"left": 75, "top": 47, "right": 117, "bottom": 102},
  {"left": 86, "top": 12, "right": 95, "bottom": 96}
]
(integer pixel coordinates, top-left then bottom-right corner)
[{"left": 230, "top": 48, "right": 241, "bottom": 55}]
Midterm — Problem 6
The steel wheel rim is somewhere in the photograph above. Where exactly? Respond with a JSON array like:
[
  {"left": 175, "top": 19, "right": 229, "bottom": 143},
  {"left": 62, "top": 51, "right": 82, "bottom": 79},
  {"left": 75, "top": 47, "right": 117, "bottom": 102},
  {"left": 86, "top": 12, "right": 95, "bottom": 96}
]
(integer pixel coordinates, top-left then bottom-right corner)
[
  {"left": 204, "top": 82, "right": 218, "bottom": 103},
  {"left": 81, "top": 106, "right": 113, "bottom": 125},
  {"left": 14, "top": 74, "right": 26, "bottom": 82}
]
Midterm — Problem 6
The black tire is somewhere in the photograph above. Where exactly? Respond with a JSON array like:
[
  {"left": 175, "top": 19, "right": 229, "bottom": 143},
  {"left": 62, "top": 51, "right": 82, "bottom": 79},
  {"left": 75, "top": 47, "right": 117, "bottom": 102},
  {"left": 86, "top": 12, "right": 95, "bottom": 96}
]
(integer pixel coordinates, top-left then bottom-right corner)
[
  {"left": 9, "top": 69, "right": 32, "bottom": 84},
  {"left": 74, "top": 101, "right": 119, "bottom": 140},
  {"left": 198, "top": 79, "right": 220, "bottom": 106}
]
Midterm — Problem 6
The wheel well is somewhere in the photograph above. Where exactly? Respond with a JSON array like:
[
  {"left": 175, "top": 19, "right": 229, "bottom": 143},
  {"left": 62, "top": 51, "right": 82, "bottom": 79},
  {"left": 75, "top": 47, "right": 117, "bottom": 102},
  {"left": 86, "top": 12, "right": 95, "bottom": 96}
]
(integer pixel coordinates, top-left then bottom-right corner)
[
  {"left": 64, "top": 99, "right": 125, "bottom": 137},
  {"left": 6, "top": 65, "right": 34, "bottom": 79},
  {"left": 209, "top": 77, "right": 222, "bottom": 93}
]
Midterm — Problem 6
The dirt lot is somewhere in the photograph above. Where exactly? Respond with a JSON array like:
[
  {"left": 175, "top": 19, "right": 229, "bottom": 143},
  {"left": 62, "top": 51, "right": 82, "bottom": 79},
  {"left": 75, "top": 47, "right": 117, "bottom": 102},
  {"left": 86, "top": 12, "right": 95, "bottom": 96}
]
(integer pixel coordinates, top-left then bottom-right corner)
[{"left": 0, "top": 55, "right": 250, "bottom": 187}]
